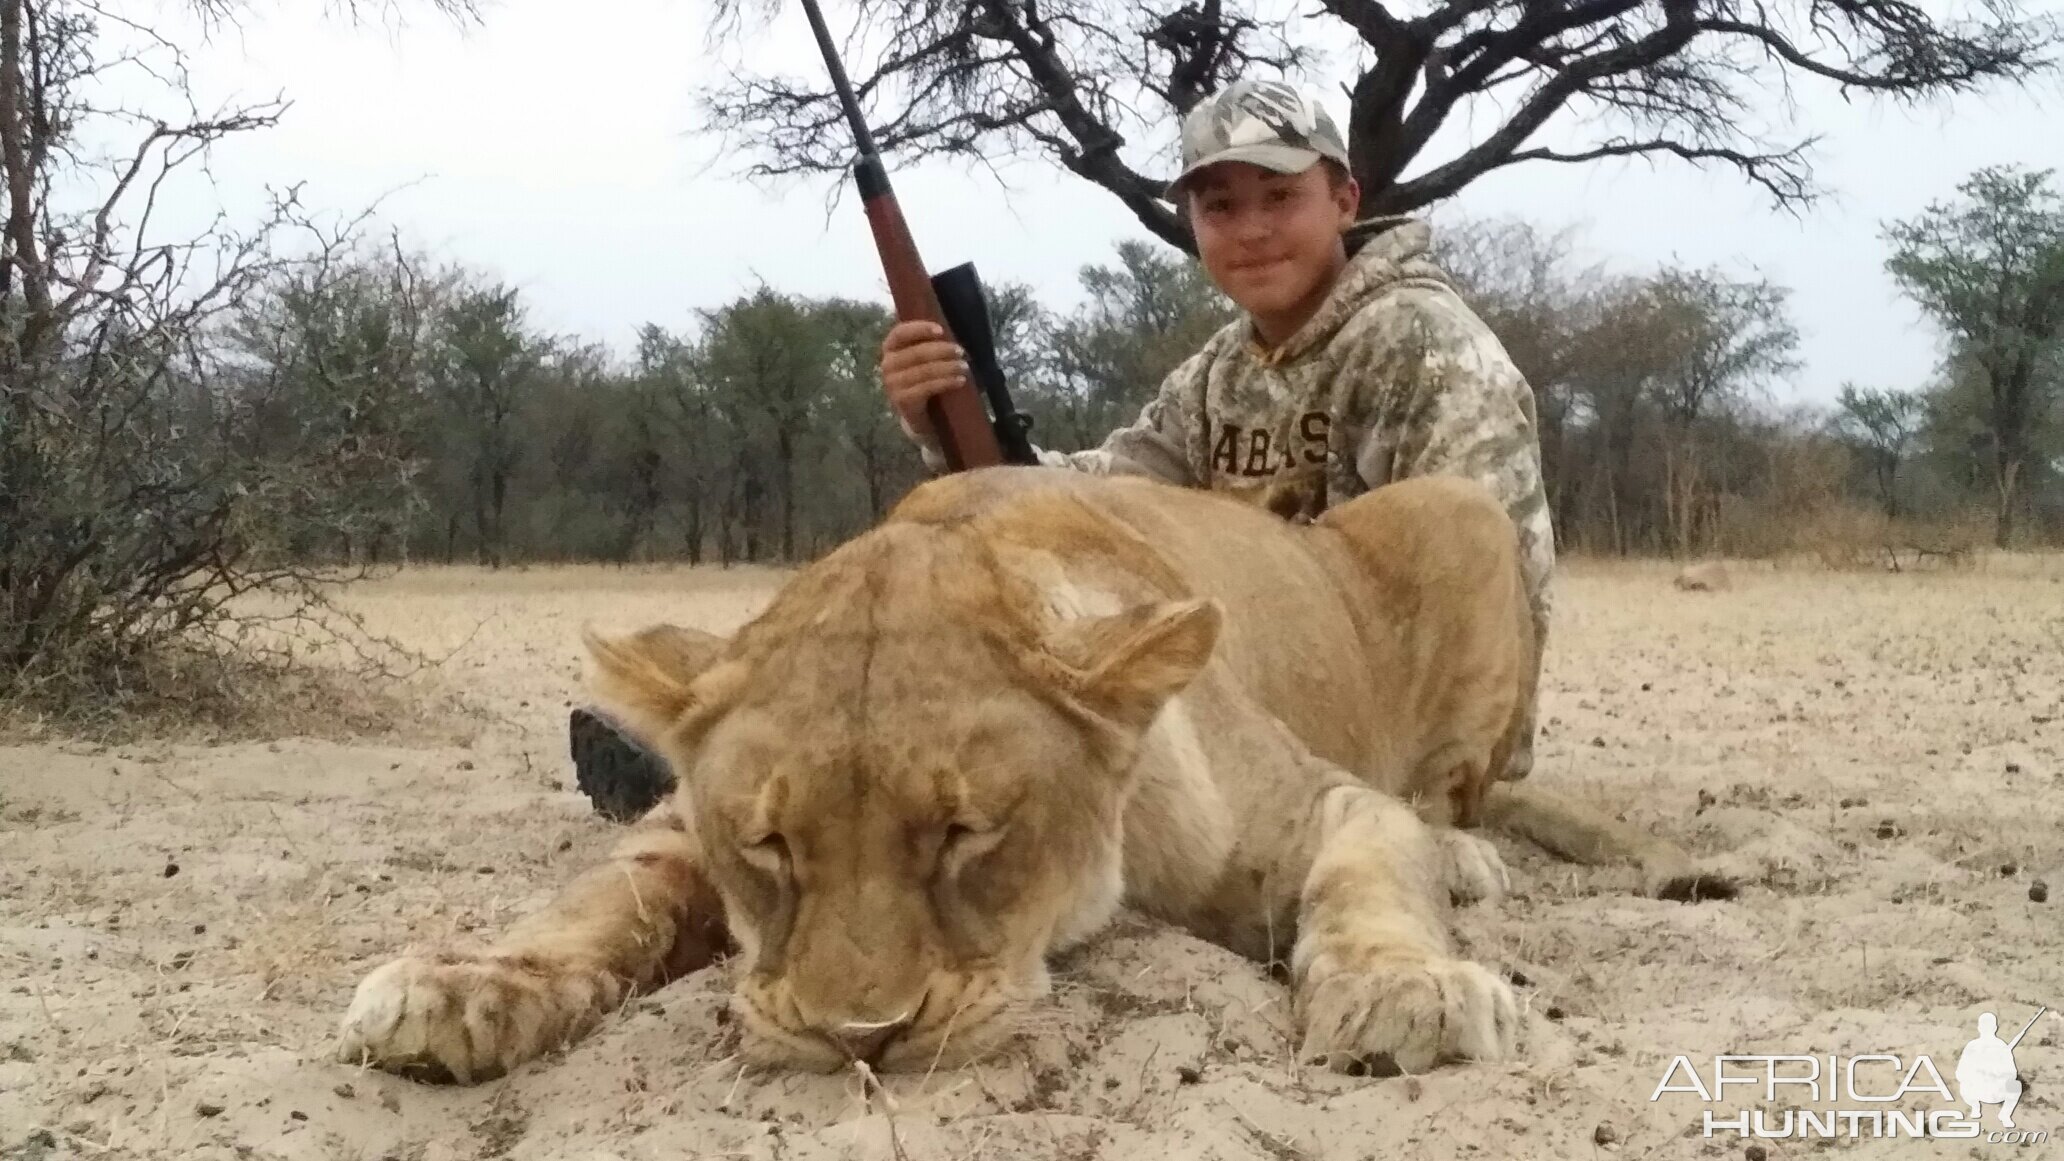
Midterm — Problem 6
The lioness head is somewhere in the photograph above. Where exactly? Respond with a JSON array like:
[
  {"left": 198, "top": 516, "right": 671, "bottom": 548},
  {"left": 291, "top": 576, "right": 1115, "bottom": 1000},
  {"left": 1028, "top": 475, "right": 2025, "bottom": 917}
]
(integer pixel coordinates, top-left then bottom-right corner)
[{"left": 584, "top": 522, "right": 1219, "bottom": 1071}]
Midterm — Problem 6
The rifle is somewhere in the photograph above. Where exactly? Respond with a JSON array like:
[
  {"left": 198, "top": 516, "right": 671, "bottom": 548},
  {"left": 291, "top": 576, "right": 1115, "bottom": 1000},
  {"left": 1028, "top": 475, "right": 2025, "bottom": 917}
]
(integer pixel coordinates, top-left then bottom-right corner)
[
  {"left": 797, "top": 0, "right": 1037, "bottom": 471},
  {"left": 2007, "top": 1006, "right": 2047, "bottom": 1051}
]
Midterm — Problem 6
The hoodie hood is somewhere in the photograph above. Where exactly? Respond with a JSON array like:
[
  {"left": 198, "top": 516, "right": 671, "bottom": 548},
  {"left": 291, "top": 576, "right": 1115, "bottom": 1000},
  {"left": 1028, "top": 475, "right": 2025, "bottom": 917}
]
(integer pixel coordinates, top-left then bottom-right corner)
[{"left": 1245, "top": 215, "right": 1455, "bottom": 365}]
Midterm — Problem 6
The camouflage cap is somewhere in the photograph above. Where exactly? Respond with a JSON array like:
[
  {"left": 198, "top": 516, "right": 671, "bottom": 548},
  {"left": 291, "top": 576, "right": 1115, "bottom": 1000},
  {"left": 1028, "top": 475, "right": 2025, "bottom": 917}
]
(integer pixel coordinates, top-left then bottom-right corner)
[{"left": 1169, "top": 79, "right": 1350, "bottom": 198}]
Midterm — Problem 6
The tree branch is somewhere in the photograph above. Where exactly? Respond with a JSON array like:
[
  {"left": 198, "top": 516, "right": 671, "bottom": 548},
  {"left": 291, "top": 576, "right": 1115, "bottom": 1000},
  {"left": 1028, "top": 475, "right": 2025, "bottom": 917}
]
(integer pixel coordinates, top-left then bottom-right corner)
[
  {"left": 1491, "top": 136, "right": 1816, "bottom": 204},
  {"left": 1380, "top": 0, "right": 1706, "bottom": 211},
  {"left": 972, "top": 0, "right": 1186, "bottom": 247},
  {"left": 1699, "top": 16, "right": 2027, "bottom": 92},
  {"left": 2, "top": 0, "right": 54, "bottom": 350},
  {"left": 52, "top": 105, "right": 280, "bottom": 320},
  {"left": 697, "top": 0, "right": 2061, "bottom": 249}
]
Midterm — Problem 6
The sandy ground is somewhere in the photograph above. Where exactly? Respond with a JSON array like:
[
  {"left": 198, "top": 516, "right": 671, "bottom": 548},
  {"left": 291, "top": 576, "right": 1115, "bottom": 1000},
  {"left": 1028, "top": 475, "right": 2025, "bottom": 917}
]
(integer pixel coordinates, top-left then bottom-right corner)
[{"left": 4, "top": 556, "right": 2063, "bottom": 1160}]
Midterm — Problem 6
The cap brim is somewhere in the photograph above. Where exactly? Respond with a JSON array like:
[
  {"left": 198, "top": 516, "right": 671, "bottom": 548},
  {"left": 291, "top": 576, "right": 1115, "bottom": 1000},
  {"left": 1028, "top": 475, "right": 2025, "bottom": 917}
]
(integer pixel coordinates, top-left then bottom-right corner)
[{"left": 1164, "top": 143, "right": 1324, "bottom": 199}]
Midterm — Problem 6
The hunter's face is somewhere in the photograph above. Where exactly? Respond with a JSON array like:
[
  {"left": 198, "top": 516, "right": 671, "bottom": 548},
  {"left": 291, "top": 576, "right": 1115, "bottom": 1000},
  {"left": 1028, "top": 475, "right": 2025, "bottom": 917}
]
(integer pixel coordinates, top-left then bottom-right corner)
[{"left": 1187, "top": 162, "right": 1358, "bottom": 339}]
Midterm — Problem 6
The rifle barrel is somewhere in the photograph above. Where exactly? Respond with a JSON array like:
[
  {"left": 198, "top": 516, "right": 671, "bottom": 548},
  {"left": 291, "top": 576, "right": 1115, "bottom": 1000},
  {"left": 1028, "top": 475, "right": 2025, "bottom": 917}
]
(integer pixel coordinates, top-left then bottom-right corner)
[
  {"left": 797, "top": 0, "right": 881, "bottom": 165},
  {"left": 2007, "top": 1006, "right": 2047, "bottom": 1051},
  {"left": 794, "top": 0, "right": 1011, "bottom": 470}
]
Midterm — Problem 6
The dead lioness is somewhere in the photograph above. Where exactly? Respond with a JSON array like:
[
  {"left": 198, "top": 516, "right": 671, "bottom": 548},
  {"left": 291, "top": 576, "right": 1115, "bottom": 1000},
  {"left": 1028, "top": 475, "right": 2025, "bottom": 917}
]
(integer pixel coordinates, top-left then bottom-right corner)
[{"left": 335, "top": 468, "right": 1724, "bottom": 1082}]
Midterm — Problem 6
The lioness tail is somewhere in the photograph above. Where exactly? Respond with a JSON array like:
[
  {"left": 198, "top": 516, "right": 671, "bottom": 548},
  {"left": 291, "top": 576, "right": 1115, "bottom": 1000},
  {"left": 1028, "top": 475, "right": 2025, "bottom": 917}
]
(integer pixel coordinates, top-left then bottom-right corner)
[{"left": 1478, "top": 783, "right": 1737, "bottom": 902}]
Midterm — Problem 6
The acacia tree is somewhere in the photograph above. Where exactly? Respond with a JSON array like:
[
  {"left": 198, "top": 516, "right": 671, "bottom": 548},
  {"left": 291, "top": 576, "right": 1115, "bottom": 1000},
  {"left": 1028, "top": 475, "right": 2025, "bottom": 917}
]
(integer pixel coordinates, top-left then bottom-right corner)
[
  {"left": 697, "top": 288, "right": 838, "bottom": 562},
  {"left": 225, "top": 236, "right": 451, "bottom": 564},
  {"left": 1885, "top": 166, "right": 2064, "bottom": 547},
  {"left": 625, "top": 326, "right": 699, "bottom": 561},
  {"left": 1615, "top": 268, "right": 1794, "bottom": 551},
  {"left": 432, "top": 280, "right": 545, "bottom": 568},
  {"left": 811, "top": 297, "right": 921, "bottom": 524},
  {"left": 700, "top": 0, "right": 2057, "bottom": 251},
  {"left": 605, "top": 356, "right": 671, "bottom": 564},
  {"left": 1037, "top": 240, "right": 1232, "bottom": 446},
  {"left": 1451, "top": 242, "right": 1796, "bottom": 554},
  {"left": 1830, "top": 383, "right": 1926, "bottom": 518},
  {"left": 1434, "top": 216, "right": 1599, "bottom": 528}
]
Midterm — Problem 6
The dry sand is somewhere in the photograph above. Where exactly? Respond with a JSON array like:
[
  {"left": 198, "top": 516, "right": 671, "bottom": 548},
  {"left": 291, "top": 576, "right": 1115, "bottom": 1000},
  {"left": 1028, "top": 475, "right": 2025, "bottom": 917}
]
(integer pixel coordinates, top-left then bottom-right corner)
[{"left": 4, "top": 556, "right": 2062, "bottom": 1160}]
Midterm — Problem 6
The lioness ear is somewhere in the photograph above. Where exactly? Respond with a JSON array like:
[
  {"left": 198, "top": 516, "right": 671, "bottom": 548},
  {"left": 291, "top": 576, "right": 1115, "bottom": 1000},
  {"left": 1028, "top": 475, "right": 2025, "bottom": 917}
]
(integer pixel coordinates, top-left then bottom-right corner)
[
  {"left": 582, "top": 622, "right": 738, "bottom": 747},
  {"left": 1050, "top": 598, "right": 1222, "bottom": 731}
]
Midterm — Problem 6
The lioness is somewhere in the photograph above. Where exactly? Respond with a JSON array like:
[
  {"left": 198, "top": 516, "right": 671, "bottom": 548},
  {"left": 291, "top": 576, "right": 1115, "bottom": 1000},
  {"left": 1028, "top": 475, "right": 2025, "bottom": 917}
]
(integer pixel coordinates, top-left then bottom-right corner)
[{"left": 336, "top": 469, "right": 1722, "bottom": 1083}]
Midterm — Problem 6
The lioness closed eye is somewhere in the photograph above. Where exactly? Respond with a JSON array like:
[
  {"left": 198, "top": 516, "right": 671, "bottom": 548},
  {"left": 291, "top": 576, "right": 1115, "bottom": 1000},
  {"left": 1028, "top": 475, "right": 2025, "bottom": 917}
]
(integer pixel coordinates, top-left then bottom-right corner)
[{"left": 336, "top": 469, "right": 1726, "bottom": 1083}]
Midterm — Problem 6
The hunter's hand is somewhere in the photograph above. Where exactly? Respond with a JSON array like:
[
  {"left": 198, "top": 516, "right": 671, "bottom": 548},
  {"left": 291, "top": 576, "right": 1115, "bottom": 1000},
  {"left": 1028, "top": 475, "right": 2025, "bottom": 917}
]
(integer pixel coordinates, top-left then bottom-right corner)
[{"left": 880, "top": 321, "right": 968, "bottom": 439}]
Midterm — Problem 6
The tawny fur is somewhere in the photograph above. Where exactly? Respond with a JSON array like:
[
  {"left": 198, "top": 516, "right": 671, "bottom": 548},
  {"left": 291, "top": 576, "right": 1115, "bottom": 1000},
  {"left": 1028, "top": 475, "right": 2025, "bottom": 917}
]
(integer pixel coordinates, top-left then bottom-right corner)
[{"left": 335, "top": 469, "right": 1718, "bottom": 1083}]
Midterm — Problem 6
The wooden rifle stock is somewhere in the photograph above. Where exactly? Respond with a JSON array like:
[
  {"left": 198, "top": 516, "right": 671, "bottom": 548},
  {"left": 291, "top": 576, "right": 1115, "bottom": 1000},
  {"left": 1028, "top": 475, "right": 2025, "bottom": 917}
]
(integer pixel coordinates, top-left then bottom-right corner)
[
  {"left": 856, "top": 173, "right": 1006, "bottom": 471},
  {"left": 799, "top": 0, "right": 1010, "bottom": 472}
]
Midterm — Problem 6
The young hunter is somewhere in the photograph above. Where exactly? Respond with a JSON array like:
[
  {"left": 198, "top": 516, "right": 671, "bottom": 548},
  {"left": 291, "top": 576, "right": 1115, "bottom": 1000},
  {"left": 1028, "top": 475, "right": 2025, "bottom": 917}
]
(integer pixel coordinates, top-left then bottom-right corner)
[
  {"left": 565, "top": 79, "right": 1554, "bottom": 813},
  {"left": 879, "top": 78, "right": 1555, "bottom": 783}
]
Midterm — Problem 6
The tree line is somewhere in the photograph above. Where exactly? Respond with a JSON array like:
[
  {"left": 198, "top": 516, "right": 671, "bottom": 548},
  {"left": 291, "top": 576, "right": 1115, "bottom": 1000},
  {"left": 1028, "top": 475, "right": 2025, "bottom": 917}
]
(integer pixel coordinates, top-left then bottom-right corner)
[
  {"left": 209, "top": 236, "right": 1242, "bottom": 569},
  {"left": 171, "top": 167, "right": 2064, "bottom": 572},
  {"left": 1440, "top": 167, "right": 2064, "bottom": 558}
]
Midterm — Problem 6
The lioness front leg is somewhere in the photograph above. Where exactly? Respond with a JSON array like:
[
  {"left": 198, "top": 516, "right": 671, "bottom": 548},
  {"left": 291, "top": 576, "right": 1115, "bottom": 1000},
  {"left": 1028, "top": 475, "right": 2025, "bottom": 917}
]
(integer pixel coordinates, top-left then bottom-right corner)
[
  {"left": 1292, "top": 787, "right": 1519, "bottom": 1074},
  {"left": 336, "top": 801, "right": 727, "bottom": 1083}
]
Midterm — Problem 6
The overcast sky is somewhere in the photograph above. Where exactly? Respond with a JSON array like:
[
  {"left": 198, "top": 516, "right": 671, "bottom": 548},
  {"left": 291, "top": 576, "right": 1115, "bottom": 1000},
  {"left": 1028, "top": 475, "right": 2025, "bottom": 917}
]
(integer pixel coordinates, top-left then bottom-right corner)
[{"left": 110, "top": 0, "right": 2064, "bottom": 408}]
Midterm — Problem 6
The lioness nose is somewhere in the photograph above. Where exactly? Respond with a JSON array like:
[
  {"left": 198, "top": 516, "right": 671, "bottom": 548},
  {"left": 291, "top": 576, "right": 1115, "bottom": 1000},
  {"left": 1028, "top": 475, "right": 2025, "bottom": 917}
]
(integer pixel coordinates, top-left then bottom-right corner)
[{"left": 830, "top": 1017, "right": 910, "bottom": 1062}]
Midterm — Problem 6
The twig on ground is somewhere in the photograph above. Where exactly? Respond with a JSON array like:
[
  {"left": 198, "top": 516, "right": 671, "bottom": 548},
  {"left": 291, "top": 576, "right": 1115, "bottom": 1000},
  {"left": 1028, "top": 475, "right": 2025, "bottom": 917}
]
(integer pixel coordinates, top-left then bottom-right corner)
[{"left": 854, "top": 1060, "right": 912, "bottom": 1160}]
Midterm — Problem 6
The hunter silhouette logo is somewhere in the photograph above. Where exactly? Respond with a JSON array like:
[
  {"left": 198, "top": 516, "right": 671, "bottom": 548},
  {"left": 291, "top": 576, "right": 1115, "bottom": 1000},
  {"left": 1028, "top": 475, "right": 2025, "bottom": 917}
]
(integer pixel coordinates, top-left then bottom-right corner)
[{"left": 1958, "top": 1008, "right": 2044, "bottom": 1129}]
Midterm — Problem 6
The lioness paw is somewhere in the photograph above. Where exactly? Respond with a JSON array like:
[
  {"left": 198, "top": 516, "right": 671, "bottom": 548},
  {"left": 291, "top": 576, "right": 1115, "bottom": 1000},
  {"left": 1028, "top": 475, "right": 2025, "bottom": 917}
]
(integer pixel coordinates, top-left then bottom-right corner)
[
  {"left": 335, "top": 952, "right": 612, "bottom": 1084},
  {"left": 1296, "top": 952, "right": 1519, "bottom": 1075},
  {"left": 1437, "top": 830, "right": 1510, "bottom": 905}
]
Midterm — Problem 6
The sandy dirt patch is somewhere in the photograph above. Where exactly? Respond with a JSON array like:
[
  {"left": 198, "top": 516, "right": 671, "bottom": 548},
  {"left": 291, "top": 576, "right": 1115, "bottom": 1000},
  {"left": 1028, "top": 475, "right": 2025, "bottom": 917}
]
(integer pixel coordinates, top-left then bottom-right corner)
[{"left": 3, "top": 558, "right": 2061, "bottom": 1159}]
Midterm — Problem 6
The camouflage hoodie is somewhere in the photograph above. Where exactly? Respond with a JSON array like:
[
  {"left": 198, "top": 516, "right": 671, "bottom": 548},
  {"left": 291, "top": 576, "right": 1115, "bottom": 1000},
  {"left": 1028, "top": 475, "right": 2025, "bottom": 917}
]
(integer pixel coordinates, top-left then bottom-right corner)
[{"left": 906, "top": 214, "right": 1555, "bottom": 635}]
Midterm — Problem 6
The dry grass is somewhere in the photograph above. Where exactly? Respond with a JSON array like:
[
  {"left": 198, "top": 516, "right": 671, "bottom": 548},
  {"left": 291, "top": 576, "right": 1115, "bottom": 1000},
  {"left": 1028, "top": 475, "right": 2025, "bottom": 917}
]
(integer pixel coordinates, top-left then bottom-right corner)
[
  {"left": 11, "top": 544, "right": 2059, "bottom": 749},
  {"left": 0, "top": 644, "right": 467, "bottom": 749},
  {"left": 0, "top": 562, "right": 787, "bottom": 748}
]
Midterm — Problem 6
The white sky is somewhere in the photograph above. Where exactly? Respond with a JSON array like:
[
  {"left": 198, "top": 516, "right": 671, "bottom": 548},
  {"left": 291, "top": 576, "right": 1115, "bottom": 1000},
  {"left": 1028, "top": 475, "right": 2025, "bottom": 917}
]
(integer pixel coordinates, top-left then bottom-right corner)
[{"left": 96, "top": 0, "right": 2064, "bottom": 407}]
